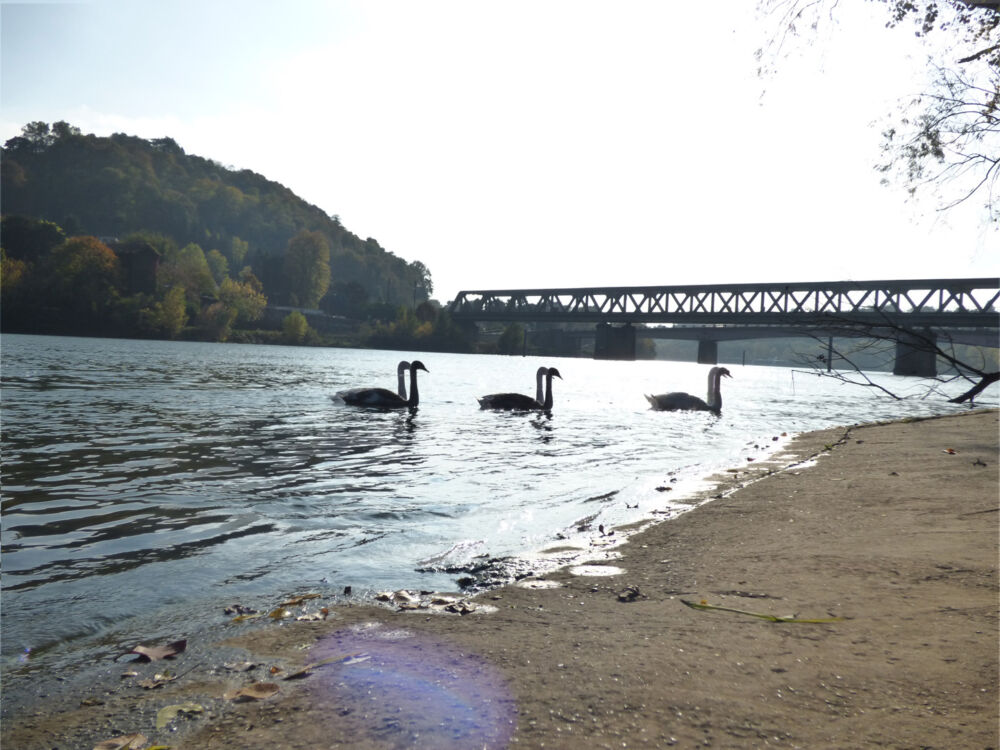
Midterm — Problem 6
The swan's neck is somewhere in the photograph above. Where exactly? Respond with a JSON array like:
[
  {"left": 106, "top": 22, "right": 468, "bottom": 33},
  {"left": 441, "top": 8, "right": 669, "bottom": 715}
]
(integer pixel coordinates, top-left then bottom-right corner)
[
  {"left": 543, "top": 373, "right": 554, "bottom": 410},
  {"left": 407, "top": 369, "right": 419, "bottom": 406},
  {"left": 398, "top": 368, "right": 408, "bottom": 399},
  {"left": 707, "top": 370, "right": 722, "bottom": 410},
  {"left": 535, "top": 368, "right": 545, "bottom": 404}
]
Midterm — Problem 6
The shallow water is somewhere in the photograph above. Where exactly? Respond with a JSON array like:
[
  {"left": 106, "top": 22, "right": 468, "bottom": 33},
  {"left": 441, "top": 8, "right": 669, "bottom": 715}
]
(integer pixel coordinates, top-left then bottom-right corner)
[{"left": 1, "top": 333, "right": 986, "bottom": 679}]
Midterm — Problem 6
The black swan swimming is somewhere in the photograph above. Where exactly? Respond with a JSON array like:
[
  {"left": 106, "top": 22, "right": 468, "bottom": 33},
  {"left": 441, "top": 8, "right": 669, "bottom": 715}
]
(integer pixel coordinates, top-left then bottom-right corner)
[
  {"left": 337, "top": 361, "right": 428, "bottom": 408},
  {"left": 645, "top": 366, "right": 731, "bottom": 414},
  {"left": 478, "top": 366, "right": 562, "bottom": 411}
]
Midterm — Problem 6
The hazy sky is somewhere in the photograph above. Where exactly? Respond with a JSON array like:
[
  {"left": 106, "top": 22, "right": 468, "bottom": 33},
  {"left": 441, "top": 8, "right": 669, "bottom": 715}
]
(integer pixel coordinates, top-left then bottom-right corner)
[{"left": 2, "top": 0, "right": 996, "bottom": 302}]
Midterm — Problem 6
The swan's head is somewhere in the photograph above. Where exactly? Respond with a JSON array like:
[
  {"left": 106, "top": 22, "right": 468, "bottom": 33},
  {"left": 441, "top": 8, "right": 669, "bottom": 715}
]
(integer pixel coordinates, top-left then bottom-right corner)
[
  {"left": 718, "top": 367, "right": 732, "bottom": 379},
  {"left": 548, "top": 367, "right": 563, "bottom": 380},
  {"left": 397, "top": 361, "right": 410, "bottom": 372},
  {"left": 410, "top": 360, "right": 429, "bottom": 373}
]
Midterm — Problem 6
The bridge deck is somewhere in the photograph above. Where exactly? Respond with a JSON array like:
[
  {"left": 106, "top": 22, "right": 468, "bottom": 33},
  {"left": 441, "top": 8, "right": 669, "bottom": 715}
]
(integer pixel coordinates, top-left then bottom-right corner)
[{"left": 449, "top": 278, "right": 1000, "bottom": 328}]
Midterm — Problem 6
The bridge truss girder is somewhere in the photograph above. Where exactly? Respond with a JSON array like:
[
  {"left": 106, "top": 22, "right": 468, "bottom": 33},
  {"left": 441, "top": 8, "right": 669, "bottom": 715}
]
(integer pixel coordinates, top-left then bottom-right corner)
[{"left": 449, "top": 278, "right": 1000, "bottom": 329}]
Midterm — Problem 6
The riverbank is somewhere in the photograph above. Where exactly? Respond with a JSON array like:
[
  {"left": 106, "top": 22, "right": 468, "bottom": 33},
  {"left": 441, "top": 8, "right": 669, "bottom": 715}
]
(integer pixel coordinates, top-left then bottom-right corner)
[{"left": 3, "top": 410, "right": 997, "bottom": 749}]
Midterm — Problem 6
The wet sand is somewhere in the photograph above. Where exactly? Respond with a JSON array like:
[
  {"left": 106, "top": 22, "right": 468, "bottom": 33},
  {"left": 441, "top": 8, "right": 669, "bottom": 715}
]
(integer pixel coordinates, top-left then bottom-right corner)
[{"left": 3, "top": 409, "right": 997, "bottom": 749}]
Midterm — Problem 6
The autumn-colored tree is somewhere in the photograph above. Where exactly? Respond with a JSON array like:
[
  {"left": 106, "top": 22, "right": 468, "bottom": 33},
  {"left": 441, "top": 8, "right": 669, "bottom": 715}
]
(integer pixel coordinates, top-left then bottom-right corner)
[
  {"left": 283, "top": 230, "right": 330, "bottom": 308},
  {"left": 219, "top": 275, "right": 267, "bottom": 324},
  {"left": 144, "top": 285, "right": 188, "bottom": 338},
  {"left": 46, "top": 236, "right": 122, "bottom": 317},
  {"left": 1, "top": 248, "right": 27, "bottom": 292},
  {"left": 201, "top": 301, "right": 238, "bottom": 342}
]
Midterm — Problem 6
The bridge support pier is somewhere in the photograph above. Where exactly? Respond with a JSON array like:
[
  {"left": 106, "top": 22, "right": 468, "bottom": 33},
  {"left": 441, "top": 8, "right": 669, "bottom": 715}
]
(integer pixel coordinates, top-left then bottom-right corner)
[
  {"left": 594, "top": 323, "right": 636, "bottom": 360},
  {"left": 893, "top": 329, "right": 937, "bottom": 377},
  {"left": 697, "top": 340, "right": 718, "bottom": 365}
]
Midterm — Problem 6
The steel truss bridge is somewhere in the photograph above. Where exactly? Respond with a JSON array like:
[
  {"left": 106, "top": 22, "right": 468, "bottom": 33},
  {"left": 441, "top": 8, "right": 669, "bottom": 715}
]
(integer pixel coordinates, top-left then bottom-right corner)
[{"left": 448, "top": 278, "right": 1000, "bottom": 372}]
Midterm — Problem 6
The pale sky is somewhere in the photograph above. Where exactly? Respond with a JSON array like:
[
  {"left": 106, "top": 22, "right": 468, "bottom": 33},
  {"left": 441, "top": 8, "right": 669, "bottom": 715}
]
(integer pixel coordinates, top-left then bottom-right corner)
[{"left": 2, "top": 0, "right": 996, "bottom": 302}]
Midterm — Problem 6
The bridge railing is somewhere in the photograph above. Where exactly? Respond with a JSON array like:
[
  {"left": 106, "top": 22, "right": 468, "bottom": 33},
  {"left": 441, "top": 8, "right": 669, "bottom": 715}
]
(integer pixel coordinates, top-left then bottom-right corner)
[{"left": 448, "top": 278, "right": 1000, "bottom": 328}]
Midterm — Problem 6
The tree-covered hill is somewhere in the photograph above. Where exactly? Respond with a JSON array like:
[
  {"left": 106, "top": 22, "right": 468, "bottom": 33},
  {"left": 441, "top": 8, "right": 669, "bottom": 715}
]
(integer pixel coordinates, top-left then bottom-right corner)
[{"left": 1, "top": 121, "right": 432, "bottom": 309}]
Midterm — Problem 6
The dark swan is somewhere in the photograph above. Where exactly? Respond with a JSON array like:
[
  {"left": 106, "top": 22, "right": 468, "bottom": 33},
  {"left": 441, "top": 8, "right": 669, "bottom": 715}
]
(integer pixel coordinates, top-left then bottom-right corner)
[
  {"left": 395, "top": 360, "right": 410, "bottom": 399},
  {"left": 337, "top": 361, "right": 428, "bottom": 408},
  {"left": 645, "top": 366, "right": 731, "bottom": 414},
  {"left": 478, "top": 366, "right": 562, "bottom": 411}
]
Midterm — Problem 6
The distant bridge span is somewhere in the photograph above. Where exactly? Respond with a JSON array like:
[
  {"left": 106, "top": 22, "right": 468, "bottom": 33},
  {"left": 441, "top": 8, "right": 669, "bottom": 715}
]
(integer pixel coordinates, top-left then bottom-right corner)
[{"left": 448, "top": 278, "right": 1000, "bottom": 373}]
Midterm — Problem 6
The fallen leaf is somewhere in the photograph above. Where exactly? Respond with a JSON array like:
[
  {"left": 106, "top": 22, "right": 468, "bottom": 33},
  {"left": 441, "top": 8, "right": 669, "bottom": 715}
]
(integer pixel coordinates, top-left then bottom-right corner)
[
  {"left": 943, "top": 448, "right": 958, "bottom": 454},
  {"left": 93, "top": 733, "right": 147, "bottom": 750},
  {"left": 121, "top": 639, "right": 187, "bottom": 663},
  {"left": 223, "top": 682, "right": 280, "bottom": 702},
  {"left": 278, "top": 593, "right": 321, "bottom": 607},
  {"left": 138, "top": 673, "right": 176, "bottom": 689},
  {"left": 155, "top": 701, "right": 203, "bottom": 730},
  {"left": 230, "top": 612, "right": 263, "bottom": 623},
  {"left": 268, "top": 607, "right": 292, "bottom": 620}
]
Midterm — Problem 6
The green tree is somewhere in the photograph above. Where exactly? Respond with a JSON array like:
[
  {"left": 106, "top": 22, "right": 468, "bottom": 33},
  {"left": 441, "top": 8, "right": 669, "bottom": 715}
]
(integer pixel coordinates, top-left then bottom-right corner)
[
  {"left": 409, "top": 260, "right": 434, "bottom": 300},
  {"left": 283, "top": 230, "right": 330, "bottom": 308},
  {"left": 158, "top": 242, "right": 216, "bottom": 302},
  {"left": 206, "top": 248, "right": 230, "bottom": 284},
  {"left": 229, "top": 236, "right": 249, "bottom": 268},
  {"left": 497, "top": 322, "right": 525, "bottom": 354},
  {"left": 282, "top": 310, "right": 309, "bottom": 343},
  {"left": 152, "top": 285, "right": 188, "bottom": 338},
  {"left": 0, "top": 216, "right": 65, "bottom": 262}
]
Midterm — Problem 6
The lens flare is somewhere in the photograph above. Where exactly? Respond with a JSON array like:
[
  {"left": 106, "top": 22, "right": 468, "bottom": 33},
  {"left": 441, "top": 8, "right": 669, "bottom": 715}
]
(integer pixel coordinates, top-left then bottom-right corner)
[{"left": 308, "top": 622, "right": 516, "bottom": 749}]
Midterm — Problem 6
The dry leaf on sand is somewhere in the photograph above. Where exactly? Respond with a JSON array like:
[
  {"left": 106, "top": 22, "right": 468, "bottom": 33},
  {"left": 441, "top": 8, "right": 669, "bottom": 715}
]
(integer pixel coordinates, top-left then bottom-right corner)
[{"left": 223, "top": 682, "right": 280, "bottom": 702}]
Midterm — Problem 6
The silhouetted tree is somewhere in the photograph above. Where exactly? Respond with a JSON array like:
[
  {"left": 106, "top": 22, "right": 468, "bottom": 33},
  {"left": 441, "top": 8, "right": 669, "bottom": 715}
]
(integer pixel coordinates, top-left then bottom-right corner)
[{"left": 758, "top": 0, "right": 999, "bottom": 219}]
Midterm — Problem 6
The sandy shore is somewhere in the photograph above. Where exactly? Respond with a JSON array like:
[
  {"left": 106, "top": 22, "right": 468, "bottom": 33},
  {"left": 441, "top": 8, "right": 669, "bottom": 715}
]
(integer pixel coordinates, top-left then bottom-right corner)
[{"left": 4, "top": 410, "right": 997, "bottom": 750}]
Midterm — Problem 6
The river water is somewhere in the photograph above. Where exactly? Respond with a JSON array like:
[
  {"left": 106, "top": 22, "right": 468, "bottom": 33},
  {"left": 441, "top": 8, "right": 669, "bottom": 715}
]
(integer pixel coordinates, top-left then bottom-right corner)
[{"left": 1, "top": 334, "right": 988, "bottom": 681}]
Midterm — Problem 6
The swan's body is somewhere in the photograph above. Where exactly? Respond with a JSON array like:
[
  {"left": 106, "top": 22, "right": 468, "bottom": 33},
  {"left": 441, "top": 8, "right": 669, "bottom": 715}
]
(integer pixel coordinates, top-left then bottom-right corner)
[
  {"left": 479, "top": 366, "right": 561, "bottom": 411},
  {"left": 645, "top": 366, "right": 731, "bottom": 414},
  {"left": 338, "top": 361, "right": 428, "bottom": 408}
]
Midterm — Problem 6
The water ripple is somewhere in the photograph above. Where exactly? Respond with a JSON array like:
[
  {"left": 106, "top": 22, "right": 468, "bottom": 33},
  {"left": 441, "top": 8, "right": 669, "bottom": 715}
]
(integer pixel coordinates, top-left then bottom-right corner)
[{"left": 1, "top": 334, "right": 983, "bottom": 674}]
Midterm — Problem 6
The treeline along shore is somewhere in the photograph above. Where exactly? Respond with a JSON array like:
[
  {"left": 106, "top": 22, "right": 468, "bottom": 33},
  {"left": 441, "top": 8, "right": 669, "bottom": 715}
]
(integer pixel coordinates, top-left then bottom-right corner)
[
  {"left": 5, "top": 122, "right": 996, "bottom": 371},
  {"left": 3, "top": 410, "right": 996, "bottom": 749}
]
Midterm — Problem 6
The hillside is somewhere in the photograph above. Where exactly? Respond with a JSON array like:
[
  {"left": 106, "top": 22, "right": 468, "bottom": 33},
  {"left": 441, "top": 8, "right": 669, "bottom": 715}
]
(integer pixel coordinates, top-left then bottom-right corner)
[{"left": 1, "top": 121, "right": 432, "bottom": 308}]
